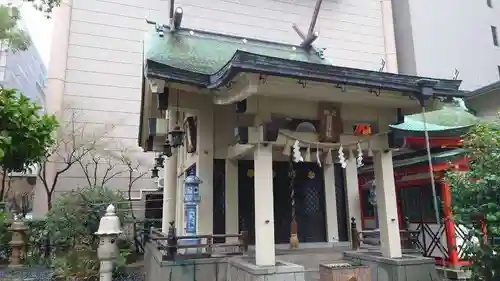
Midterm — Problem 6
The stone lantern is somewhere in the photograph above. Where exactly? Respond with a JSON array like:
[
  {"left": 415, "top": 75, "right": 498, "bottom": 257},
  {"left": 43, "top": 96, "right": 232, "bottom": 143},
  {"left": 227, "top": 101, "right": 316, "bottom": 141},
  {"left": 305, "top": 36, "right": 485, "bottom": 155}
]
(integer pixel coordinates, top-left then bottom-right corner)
[
  {"left": 95, "top": 204, "right": 122, "bottom": 281},
  {"left": 8, "top": 214, "right": 28, "bottom": 267}
]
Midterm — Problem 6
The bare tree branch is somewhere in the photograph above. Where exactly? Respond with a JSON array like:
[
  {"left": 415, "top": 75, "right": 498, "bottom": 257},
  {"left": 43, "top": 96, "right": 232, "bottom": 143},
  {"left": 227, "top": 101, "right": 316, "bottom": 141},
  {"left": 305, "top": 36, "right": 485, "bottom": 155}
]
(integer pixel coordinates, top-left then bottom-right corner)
[{"left": 36, "top": 106, "right": 120, "bottom": 210}]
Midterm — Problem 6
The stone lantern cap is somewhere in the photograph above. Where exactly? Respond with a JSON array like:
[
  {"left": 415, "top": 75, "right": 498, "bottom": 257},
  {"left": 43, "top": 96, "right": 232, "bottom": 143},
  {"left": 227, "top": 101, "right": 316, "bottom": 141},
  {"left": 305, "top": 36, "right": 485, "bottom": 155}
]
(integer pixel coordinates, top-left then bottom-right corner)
[
  {"left": 95, "top": 204, "right": 122, "bottom": 235},
  {"left": 184, "top": 174, "right": 202, "bottom": 185}
]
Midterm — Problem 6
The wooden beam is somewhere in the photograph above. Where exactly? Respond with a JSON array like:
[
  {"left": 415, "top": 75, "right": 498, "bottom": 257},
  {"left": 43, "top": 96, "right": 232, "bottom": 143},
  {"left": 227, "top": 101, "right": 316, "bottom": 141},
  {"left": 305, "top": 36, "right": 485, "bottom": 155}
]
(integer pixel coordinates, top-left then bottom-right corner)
[
  {"left": 308, "top": 0, "right": 323, "bottom": 35},
  {"left": 293, "top": 0, "right": 323, "bottom": 48}
]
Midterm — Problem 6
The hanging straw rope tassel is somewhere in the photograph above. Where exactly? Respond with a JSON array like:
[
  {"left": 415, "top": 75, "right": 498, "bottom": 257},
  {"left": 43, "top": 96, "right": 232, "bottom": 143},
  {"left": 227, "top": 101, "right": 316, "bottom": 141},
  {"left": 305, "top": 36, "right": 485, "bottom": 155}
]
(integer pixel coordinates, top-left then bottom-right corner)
[
  {"left": 288, "top": 147, "right": 299, "bottom": 249},
  {"left": 421, "top": 106, "right": 440, "bottom": 224}
]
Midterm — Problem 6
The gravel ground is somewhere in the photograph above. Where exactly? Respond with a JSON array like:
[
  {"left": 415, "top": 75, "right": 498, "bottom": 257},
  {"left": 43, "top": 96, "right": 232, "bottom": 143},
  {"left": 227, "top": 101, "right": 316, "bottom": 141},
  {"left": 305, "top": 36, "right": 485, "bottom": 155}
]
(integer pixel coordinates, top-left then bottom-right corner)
[
  {"left": 0, "top": 265, "right": 145, "bottom": 281},
  {"left": 0, "top": 266, "right": 53, "bottom": 281}
]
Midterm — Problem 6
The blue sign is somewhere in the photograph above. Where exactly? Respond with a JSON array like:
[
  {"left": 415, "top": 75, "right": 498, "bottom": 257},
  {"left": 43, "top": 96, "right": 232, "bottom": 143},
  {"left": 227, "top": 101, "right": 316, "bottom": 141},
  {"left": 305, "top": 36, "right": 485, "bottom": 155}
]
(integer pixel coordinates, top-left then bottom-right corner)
[
  {"left": 185, "top": 204, "right": 197, "bottom": 234},
  {"left": 182, "top": 164, "right": 201, "bottom": 245}
]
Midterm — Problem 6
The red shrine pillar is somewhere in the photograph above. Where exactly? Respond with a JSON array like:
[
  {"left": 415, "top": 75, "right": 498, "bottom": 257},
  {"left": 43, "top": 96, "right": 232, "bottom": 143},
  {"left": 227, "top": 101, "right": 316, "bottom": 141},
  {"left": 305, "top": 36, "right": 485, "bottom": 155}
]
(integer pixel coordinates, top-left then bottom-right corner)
[{"left": 441, "top": 181, "right": 460, "bottom": 268}]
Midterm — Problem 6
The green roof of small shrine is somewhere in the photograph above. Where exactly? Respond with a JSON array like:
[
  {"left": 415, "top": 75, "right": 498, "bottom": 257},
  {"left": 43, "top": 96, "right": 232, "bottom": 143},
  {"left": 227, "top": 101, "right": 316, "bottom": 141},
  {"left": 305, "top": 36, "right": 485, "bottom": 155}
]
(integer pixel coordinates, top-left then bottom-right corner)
[
  {"left": 389, "top": 102, "right": 480, "bottom": 137},
  {"left": 143, "top": 28, "right": 466, "bottom": 96}
]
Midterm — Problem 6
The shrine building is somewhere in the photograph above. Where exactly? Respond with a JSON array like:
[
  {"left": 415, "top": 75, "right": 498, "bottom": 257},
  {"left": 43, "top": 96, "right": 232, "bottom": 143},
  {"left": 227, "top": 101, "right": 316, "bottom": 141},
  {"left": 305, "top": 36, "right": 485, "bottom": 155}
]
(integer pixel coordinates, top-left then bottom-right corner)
[{"left": 137, "top": 24, "right": 469, "bottom": 267}]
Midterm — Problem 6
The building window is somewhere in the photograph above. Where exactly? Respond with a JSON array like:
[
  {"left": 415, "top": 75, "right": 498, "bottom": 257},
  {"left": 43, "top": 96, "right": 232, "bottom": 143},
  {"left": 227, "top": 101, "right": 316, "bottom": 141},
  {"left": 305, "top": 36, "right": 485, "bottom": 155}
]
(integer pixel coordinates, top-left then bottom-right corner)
[
  {"left": 488, "top": 0, "right": 493, "bottom": 7},
  {"left": 492, "top": 26, "right": 499, "bottom": 46},
  {"left": 498, "top": 66, "right": 500, "bottom": 79}
]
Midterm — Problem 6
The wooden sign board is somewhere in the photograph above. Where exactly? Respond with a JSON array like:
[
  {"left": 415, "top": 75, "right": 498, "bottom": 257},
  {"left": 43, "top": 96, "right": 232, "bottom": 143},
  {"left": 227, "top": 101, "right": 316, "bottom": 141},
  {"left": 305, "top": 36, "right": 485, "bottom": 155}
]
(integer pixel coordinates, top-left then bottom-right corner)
[
  {"left": 318, "top": 102, "right": 342, "bottom": 143},
  {"left": 184, "top": 116, "right": 198, "bottom": 153}
]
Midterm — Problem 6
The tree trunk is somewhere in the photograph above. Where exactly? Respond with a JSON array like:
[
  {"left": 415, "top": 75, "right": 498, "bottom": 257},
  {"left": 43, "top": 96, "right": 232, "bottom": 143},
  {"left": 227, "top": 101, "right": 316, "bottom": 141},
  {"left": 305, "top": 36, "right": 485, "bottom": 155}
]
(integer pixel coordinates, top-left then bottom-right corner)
[
  {"left": 0, "top": 171, "right": 7, "bottom": 202},
  {"left": 47, "top": 196, "right": 52, "bottom": 211}
]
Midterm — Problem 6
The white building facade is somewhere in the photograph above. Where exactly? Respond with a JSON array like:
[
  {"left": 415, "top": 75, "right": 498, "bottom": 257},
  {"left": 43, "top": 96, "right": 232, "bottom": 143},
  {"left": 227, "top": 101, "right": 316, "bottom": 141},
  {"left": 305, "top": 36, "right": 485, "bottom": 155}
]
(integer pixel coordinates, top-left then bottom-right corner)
[
  {"left": 36, "top": 0, "right": 399, "bottom": 215},
  {"left": 393, "top": 0, "right": 500, "bottom": 90}
]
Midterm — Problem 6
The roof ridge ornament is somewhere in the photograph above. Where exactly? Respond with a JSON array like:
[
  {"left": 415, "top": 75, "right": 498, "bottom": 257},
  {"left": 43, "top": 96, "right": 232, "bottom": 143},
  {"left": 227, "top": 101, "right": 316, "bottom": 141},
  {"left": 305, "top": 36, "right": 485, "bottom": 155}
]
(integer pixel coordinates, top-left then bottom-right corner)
[{"left": 293, "top": 0, "right": 323, "bottom": 49}]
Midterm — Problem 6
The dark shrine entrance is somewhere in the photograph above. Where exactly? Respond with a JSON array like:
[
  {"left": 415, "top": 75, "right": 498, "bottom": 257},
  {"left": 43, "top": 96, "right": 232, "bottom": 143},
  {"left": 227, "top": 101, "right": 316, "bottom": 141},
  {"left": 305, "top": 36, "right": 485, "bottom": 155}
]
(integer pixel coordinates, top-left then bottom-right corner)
[{"left": 238, "top": 160, "right": 327, "bottom": 244}]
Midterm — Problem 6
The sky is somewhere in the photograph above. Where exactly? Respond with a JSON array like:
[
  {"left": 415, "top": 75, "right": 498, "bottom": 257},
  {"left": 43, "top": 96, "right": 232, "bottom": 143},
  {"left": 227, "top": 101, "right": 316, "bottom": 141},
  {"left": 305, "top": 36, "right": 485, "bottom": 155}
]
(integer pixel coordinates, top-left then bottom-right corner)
[{"left": 19, "top": 2, "right": 54, "bottom": 66}]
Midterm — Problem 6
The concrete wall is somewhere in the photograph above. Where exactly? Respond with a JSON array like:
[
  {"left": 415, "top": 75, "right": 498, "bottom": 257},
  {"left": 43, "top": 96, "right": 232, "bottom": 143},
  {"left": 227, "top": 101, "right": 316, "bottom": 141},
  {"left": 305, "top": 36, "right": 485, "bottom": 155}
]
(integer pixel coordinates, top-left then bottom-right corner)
[
  {"left": 175, "top": 0, "right": 390, "bottom": 70},
  {"left": 393, "top": 0, "right": 500, "bottom": 90}
]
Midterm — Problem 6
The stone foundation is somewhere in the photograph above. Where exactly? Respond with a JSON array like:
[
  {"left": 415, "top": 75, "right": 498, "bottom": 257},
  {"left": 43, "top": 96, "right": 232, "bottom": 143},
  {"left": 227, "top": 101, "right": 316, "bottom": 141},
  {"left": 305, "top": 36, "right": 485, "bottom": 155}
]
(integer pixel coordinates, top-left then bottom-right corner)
[
  {"left": 436, "top": 267, "right": 472, "bottom": 281},
  {"left": 343, "top": 250, "right": 439, "bottom": 281},
  {"left": 228, "top": 257, "right": 305, "bottom": 281},
  {"left": 319, "top": 263, "right": 371, "bottom": 281},
  {"left": 144, "top": 242, "right": 306, "bottom": 281}
]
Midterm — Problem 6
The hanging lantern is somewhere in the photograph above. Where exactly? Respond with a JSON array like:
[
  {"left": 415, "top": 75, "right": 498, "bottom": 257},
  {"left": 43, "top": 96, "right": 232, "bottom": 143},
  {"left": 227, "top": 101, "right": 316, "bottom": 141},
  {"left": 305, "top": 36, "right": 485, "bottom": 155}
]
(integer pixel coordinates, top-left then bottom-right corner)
[
  {"left": 168, "top": 125, "right": 185, "bottom": 148},
  {"left": 368, "top": 182, "right": 377, "bottom": 206},
  {"left": 155, "top": 155, "right": 165, "bottom": 168},
  {"left": 151, "top": 166, "right": 159, "bottom": 178},
  {"left": 163, "top": 140, "right": 173, "bottom": 157}
]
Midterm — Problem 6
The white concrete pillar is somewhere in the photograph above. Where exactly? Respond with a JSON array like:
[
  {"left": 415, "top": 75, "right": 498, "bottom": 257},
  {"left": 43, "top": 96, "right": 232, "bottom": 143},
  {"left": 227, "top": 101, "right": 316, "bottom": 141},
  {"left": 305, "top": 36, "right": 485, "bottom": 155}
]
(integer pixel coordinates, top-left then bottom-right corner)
[
  {"left": 373, "top": 149, "right": 402, "bottom": 258},
  {"left": 225, "top": 160, "right": 239, "bottom": 242},
  {"left": 380, "top": 0, "right": 398, "bottom": 73},
  {"left": 345, "top": 154, "right": 362, "bottom": 237},
  {"left": 197, "top": 103, "right": 214, "bottom": 235},
  {"left": 162, "top": 112, "right": 178, "bottom": 233},
  {"left": 323, "top": 164, "right": 339, "bottom": 242},
  {"left": 175, "top": 175, "right": 184, "bottom": 235},
  {"left": 253, "top": 144, "right": 275, "bottom": 266},
  {"left": 33, "top": 0, "right": 73, "bottom": 217}
]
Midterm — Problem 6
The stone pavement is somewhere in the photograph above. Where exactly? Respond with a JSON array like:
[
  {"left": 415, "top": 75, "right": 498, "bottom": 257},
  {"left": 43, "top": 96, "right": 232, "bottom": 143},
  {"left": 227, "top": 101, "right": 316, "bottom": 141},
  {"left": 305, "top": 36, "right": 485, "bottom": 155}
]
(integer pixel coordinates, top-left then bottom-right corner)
[{"left": 245, "top": 243, "right": 362, "bottom": 281}]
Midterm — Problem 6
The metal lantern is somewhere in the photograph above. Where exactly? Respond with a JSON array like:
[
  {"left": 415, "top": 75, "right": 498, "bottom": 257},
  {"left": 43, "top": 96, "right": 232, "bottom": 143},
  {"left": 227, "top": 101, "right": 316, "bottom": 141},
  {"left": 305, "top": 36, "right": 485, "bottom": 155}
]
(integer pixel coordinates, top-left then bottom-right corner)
[
  {"left": 151, "top": 166, "right": 159, "bottom": 178},
  {"left": 368, "top": 182, "right": 377, "bottom": 207},
  {"left": 184, "top": 174, "right": 202, "bottom": 204},
  {"left": 168, "top": 125, "right": 185, "bottom": 148},
  {"left": 367, "top": 181, "right": 379, "bottom": 229},
  {"left": 163, "top": 140, "right": 173, "bottom": 157},
  {"left": 155, "top": 155, "right": 165, "bottom": 168}
]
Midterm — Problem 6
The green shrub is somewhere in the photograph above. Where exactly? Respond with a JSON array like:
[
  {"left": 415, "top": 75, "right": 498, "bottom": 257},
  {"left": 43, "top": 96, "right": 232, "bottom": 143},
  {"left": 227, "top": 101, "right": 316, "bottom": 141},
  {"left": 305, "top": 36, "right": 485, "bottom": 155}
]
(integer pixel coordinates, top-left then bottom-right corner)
[
  {"left": 0, "top": 211, "right": 12, "bottom": 263},
  {"left": 45, "top": 186, "right": 130, "bottom": 251}
]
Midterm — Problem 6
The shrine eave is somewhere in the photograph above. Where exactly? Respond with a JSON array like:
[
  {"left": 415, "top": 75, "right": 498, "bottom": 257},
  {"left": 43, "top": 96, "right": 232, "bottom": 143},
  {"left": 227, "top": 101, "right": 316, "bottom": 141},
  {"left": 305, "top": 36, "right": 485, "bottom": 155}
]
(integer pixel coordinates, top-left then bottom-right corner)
[
  {"left": 144, "top": 28, "right": 467, "bottom": 98},
  {"left": 466, "top": 81, "right": 500, "bottom": 100},
  {"left": 359, "top": 149, "right": 466, "bottom": 174}
]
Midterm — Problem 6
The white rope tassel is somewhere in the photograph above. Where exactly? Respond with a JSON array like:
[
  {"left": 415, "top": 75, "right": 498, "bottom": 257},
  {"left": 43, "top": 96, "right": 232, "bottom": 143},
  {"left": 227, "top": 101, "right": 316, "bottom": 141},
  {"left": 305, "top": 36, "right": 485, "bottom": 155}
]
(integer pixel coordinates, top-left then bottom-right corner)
[
  {"left": 338, "top": 145, "right": 347, "bottom": 168},
  {"left": 325, "top": 149, "right": 332, "bottom": 165},
  {"left": 356, "top": 142, "right": 364, "bottom": 167},
  {"left": 367, "top": 140, "right": 374, "bottom": 157},
  {"left": 292, "top": 140, "right": 303, "bottom": 163},
  {"left": 283, "top": 140, "right": 292, "bottom": 156},
  {"left": 316, "top": 143, "right": 322, "bottom": 167},
  {"left": 422, "top": 106, "right": 440, "bottom": 224},
  {"left": 305, "top": 145, "right": 311, "bottom": 162}
]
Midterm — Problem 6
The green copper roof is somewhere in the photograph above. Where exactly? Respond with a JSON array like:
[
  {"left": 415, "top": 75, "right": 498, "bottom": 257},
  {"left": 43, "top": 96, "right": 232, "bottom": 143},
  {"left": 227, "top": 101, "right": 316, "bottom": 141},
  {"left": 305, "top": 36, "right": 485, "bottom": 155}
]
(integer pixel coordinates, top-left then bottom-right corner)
[
  {"left": 390, "top": 103, "right": 479, "bottom": 136},
  {"left": 145, "top": 29, "right": 326, "bottom": 76},
  {"left": 142, "top": 28, "right": 466, "bottom": 95}
]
